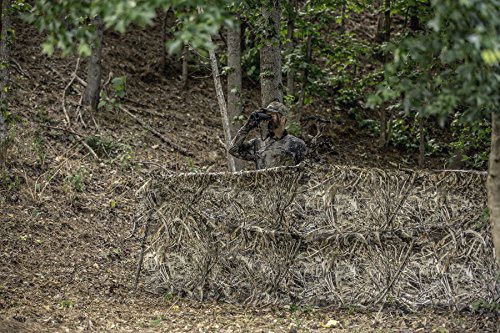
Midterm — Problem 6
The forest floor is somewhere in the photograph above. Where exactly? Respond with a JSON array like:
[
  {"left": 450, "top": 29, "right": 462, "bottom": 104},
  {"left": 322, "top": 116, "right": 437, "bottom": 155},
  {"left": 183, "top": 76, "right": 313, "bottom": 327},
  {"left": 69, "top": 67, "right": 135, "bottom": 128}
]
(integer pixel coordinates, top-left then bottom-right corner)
[{"left": 1, "top": 15, "right": 498, "bottom": 333}]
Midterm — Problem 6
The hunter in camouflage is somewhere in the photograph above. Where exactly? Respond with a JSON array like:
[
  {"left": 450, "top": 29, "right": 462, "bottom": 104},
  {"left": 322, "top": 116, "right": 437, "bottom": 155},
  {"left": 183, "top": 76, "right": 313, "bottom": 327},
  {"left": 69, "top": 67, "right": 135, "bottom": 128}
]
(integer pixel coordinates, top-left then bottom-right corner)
[{"left": 229, "top": 102, "right": 307, "bottom": 170}]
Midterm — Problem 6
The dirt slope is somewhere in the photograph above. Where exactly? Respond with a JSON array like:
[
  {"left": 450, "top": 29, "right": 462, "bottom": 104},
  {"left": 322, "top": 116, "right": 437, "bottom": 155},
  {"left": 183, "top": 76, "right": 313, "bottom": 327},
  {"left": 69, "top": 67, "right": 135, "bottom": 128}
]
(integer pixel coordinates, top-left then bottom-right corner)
[{"left": 1, "top": 16, "right": 498, "bottom": 333}]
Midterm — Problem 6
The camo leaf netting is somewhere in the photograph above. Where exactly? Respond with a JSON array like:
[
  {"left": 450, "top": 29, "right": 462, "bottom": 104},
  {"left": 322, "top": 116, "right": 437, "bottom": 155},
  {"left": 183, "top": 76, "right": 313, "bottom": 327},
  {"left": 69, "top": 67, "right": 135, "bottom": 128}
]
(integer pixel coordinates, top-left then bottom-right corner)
[{"left": 139, "top": 165, "right": 498, "bottom": 310}]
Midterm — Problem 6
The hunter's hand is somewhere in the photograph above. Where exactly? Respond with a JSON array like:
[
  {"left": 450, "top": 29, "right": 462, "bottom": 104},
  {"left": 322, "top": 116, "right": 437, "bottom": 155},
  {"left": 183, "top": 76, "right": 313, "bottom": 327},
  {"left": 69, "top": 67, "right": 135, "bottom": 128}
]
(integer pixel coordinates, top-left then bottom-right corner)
[{"left": 247, "top": 112, "right": 272, "bottom": 129}]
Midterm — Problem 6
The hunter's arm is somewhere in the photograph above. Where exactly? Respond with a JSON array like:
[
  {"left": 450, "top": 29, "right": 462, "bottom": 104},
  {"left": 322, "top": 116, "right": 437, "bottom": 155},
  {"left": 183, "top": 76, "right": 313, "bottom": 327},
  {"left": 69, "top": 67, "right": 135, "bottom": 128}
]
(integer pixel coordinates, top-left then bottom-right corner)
[{"left": 228, "top": 121, "right": 258, "bottom": 161}]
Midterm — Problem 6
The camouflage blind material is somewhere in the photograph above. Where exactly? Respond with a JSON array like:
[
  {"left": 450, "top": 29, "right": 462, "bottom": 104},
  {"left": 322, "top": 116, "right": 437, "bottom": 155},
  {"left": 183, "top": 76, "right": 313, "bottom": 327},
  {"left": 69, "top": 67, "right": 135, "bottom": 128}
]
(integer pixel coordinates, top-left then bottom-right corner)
[{"left": 139, "top": 165, "right": 498, "bottom": 310}]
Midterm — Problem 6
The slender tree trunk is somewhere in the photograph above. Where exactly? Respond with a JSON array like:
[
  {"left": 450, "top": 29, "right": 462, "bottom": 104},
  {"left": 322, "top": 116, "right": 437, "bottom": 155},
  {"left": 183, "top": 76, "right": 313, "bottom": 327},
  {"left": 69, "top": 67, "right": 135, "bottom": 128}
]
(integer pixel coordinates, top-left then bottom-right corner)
[
  {"left": 297, "top": 33, "right": 312, "bottom": 120},
  {"left": 378, "top": 0, "right": 391, "bottom": 148},
  {"left": 161, "top": 9, "right": 175, "bottom": 76},
  {"left": 181, "top": 44, "right": 188, "bottom": 88},
  {"left": 208, "top": 44, "right": 236, "bottom": 172},
  {"left": 286, "top": 1, "right": 295, "bottom": 97},
  {"left": 418, "top": 115, "right": 425, "bottom": 168},
  {"left": 408, "top": 3, "right": 423, "bottom": 32},
  {"left": 260, "top": 0, "right": 283, "bottom": 106},
  {"left": 488, "top": 113, "right": 500, "bottom": 267},
  {"left": 227, "top": 21, "right": 245, "bottom": 171},
  {"left": 379, "top": 109, "right": 387, "bottom": 147},
  {"left": 0, "top": 0, "right": 11, "bottom": 157},
  {"left": 161, "top": 11, "right": 168, "bottom": 75},
  {"left": 374, "top": 0, "right": 385, "bottom": 44},
  {"left": 340, "top": 2, "right": 347, "bottom": 34},
  {"left": 384, "top": 0, "right": 391, "bottom": 44},
  {"left": 82, "top": 16, "right": 104, "bottom": 112}
]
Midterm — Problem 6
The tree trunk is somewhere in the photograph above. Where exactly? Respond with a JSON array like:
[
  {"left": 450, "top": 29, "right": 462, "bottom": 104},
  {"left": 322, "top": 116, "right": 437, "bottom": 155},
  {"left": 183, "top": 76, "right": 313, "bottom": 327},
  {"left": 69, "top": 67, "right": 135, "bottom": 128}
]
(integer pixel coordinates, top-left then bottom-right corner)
[
  {"left": 208, "top": 44, "right": 236, "bottom": 172},
  {"left": 384, "top": 0, "right": 391, "bottom": 45},
  {"left": 82, "top": 16, "right": 104, "bottom": 112},
  {"left": 0, "top": 0, "right": 11, "bottom": 157},
  {"left": 260, "top": 0, "right": 283, "bottom": 107},
  {"left": 378, "top": 0, "right": 391, "bottom": 148},
  {"left": 374, "top": 0, "right": 385, "bottom": 44},
  {"left": 161, "top": 9, "right": 175, "bottom": 76},
  {"left": 285, "top": 2, "right": 295, "bottom": 97},
  {"left": 418, "top": 115, "right": 425, "bottom": 168},
  {"left": 340, "top": 2, "right": 347, "bottom": 34},
  {"left": 161, "top": 11, "right": 168, "bottom": 75},
  {"left": 227, "top": 22, "right": 245, "bottom": 171},
  {"left": 181, "top": 44, "right": 188, "bottom": 88},
  {"left": 488, "top": 113, "right": 500, "bottom": 267},
  {"left": 297, "top": 33, "right": 312, "bottom": 121}
]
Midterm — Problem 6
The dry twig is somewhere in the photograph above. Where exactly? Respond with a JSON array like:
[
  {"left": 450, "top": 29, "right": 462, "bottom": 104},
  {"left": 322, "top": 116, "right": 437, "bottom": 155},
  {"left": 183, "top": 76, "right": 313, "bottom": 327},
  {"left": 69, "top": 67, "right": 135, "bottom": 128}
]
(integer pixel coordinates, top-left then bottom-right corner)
[
  {"left": 120, "top": 105, "right": 193, "bottom": 157},
  {"left": 62, "top": 58, "right": 81, "bottom": 126}
]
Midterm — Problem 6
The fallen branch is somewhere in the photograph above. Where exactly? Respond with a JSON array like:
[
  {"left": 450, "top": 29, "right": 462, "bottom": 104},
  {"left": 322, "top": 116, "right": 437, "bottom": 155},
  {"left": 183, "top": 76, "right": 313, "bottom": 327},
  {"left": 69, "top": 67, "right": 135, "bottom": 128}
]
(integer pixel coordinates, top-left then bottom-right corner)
[
  {"left": 62, "top": 58, "right": 81, "bottom": 126},
  {"left": 48, "top": 64, "right": 192, "bottom": 156},
  {"left": 120, "top": 105, "right": 193, "bottom": 157},
  {"left": 302, "top": 115, "right": 332, "bottom": 123},
  {"left": 125, "top": 103, "right": 166, "bottom": 118},
  {"left": 43, "top": 125, "right": 100, "bottom": 160},
  {"left": 133, "top": 212, "right": 152, "bottom": 291},
  {"left": 11, "top": 58, "right": 32, "bottom": 79}
]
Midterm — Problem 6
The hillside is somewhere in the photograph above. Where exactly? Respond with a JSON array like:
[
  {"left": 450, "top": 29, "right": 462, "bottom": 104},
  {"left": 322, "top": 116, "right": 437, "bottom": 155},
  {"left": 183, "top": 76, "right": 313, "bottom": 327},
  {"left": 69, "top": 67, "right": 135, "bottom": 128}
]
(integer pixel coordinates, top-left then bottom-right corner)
[{"left": 1, "top": 14, "right": 498, "bottom": 333}]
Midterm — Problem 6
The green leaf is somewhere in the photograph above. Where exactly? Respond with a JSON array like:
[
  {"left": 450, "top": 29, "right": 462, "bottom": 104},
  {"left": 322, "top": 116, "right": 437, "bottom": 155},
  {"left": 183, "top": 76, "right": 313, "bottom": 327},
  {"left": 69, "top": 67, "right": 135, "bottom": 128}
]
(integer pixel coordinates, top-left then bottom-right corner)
[
  {"left": 168, "top": 39, "right": 182, "bottom": 55},
  {"left": 97, "top": 100, "right": 107, "bottom": 109},
  {"left": 78, "top": 42, "right": 92, "bottom": 57},
  {"left": 41, "top": 41, "right": 54, "bottom": 56}
]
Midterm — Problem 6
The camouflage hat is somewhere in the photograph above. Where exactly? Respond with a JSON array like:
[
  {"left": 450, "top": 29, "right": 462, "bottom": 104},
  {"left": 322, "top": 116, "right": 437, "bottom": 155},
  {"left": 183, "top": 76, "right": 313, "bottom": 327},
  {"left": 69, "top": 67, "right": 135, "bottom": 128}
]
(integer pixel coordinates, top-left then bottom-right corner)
[{"left": 263, "top": 101, "right": 289, "bottom": 117}]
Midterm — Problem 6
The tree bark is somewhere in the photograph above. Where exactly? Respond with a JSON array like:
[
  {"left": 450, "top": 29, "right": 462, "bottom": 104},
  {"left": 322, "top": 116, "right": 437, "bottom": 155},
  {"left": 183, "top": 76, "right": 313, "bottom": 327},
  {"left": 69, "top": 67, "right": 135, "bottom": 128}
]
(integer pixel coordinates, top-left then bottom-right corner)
[
  {"left": 488, "top": 113, "right": 500, "bottom": 267},
  {"left": 161, "top": 11, "right": 168, "bottom": 75},
  {"left": 418, "top": 115, "right": 425, "bottom": 168},
  {"left": 208, "top": 43, "right": 236, "bottom": 172},
  {"left": 161, "top": 9, "right": 175, "bottom": 76},
  {"left": 181, "top": 44, "right": 188, "bottom": 88},
  {"left": 260, "top": 0, "right": 283, "bottom": 107},
  {"left": 227, "top": 22, "right": 245, "bottom": 171},
  {"left": 378, "top": 0, "right": 391, "bottom": 148},
  {"left": 82, "top": 16, "right": 104, "bottom": 112},
  {"left": 297, "top": 33, "right": 312, "bottom": 121},
  {"left": 374, "top": 0, "right": 385, "bottom": 44},
  {"left": 340, "top": 2, "right": 347, "bottom": 34},
  {"left": 285, "top": 2, "right": 295, "bottom": 97},
  {"left": 0, "top": 0, "right": 11, "bottom": 156},
  {"left": 384, "top": 0, "right": 391, "bottom": 45}
]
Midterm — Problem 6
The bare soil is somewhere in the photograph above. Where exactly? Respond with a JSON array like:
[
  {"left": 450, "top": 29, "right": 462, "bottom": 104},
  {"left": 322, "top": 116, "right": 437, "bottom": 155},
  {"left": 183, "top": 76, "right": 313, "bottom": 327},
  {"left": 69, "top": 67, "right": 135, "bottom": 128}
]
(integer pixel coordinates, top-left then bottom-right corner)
[{"left": 1, "top": 16, "right": 498, "bottom": 333}]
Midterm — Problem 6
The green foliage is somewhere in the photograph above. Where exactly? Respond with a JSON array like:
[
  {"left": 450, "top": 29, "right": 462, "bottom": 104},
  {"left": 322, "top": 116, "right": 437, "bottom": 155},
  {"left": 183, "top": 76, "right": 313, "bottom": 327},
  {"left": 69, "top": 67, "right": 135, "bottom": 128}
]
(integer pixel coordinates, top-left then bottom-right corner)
[
  {"left": 59, "top": 300, "right": 75, "bottom": 309},
  {"left": 475, "top": 208, "right": 490, "bottom": 230},
  {"left": 163, "top": 292, "right": 174, "bottom": 302},
  {"left": 109, "top": 199, "right": 117, "bottom": 209},
  {"left": 188, "top": 158, "right": 198, "bottom": 173},
  {"left": 84, "top": 136, "right": 134, "bottom": 168},
  {"left": 25, "top": 0, "right": 234, "bottom": 57},
  {"left": 371, "top": 0, "right": 500, "bottom": 122},
  {"left": 150, "top": 315, "right": 166, "bottom": 327},
  {"left": 65, "top": 169, "right": 85, "bottom": 193},
  {"left": 98, "top": 76, "right": 126, "bottom": 112},
  {"left": 388, "top": 116, "right": 442, "bottom": 154},
  {"left": 11, "top": 0, "right": 32, "bottom": 12},
  {"left": 286, "top": 121, "right": 302, "bottom": 137},
  {"left": 0, "top": 172, "right": 21, "bottom": 192},
  {"left": 241, "top": 43, "right": 259, "bottom": 80},
  {"left": 449, "top": 115, "right": 491, "bottom": 169},
  {"left": 34, "top": 131, "right": 46, "bottom": 166},
  {"left": 470, "top": 299, "right": 500, "bottom": 313},
  {"left": 111, "top": 76, "right": 126, "bottom": 98}
]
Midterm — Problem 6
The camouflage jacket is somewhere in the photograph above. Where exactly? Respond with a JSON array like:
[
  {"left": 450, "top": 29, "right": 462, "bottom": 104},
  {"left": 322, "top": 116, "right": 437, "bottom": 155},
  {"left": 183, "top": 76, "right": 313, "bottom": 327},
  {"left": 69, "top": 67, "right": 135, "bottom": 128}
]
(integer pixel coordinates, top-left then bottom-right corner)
[{"left": 228, "top": 123, "right": 307, "bottom": 170}]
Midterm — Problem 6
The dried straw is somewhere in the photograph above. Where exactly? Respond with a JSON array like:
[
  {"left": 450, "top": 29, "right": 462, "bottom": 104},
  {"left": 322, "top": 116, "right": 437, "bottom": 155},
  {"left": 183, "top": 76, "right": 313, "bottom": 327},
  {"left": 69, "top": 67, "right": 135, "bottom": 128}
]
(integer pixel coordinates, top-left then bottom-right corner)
[{"left": 139, "top": 165, "right": 498, "bottom": 310}]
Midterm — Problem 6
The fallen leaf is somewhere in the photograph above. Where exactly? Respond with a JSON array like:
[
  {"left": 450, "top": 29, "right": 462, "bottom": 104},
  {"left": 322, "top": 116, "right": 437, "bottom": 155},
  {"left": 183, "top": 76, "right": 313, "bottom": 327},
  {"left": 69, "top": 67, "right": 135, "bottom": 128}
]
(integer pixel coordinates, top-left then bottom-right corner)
[{"left": 322, "top": 319, "right": 339, "bottom": 328}]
